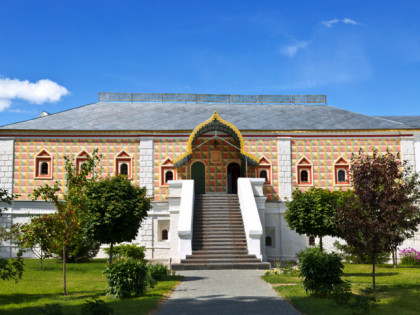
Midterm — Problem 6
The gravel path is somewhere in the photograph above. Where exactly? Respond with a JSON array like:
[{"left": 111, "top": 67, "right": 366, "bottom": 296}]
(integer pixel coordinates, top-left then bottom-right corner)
[{"left": 156, "top": 270, "right": 300, "bottom": 315}]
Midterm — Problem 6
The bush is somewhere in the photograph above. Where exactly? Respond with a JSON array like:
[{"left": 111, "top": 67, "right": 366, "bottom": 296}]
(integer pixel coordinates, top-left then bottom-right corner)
[
  {"left": 103, "top": 258, "right": 155, "bottom": 298},
  {"left": 53, "top": 236, "right": 101, "bottom": 263},
  {"left": 298, "top": 247, "right": 344, "bottom": 297},
  {"left": 104, "top": 243, "right": 145, "bottom": 261},
  {"left": 147, "top": 263, "right": 169, "bottom": 280},
  {"left": 81, "top": 299, "right": 114, "bottom": 315},
  {"left": 399, "top": 247, "right": 420, "bottom": 265},
  {"left": 333, "top": 241, "right": 390, "bottom": 264}
]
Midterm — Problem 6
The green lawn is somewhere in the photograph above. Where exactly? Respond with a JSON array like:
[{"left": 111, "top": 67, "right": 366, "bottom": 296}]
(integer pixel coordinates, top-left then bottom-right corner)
[
  {"left": 0, "top": 259, "right": 181, "bottom": 314},
  {"left": 263, "top": 263, "right": 420, "bottom": 315}
]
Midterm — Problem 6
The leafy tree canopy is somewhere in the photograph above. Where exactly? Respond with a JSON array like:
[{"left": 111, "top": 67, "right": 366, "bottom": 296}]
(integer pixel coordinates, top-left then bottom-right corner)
[{"left": 84, "top": 176, "right": 151, "bottom": 263}]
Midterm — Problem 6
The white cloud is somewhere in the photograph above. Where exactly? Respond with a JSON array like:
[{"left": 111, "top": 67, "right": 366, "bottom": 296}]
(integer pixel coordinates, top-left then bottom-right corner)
[
  {"left": 322, "top": 18, "right": 339, "bottom": 28},
  {"left": 322, "top": 18, "right": 363, "bottom": 28},
  {"left": 280, "top": 41, "right": 309, "bottom": 57},
  {"left": 0, "top": 77, "right": 69, "bottom": 112}
]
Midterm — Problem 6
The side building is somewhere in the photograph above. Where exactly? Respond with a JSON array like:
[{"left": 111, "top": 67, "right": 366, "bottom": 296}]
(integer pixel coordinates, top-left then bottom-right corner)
[{"left": 1, "top": 93, "right": 419, "bottom": 266}]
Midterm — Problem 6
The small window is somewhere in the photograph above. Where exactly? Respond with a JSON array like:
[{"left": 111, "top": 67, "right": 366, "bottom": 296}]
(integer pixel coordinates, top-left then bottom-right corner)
[
  {"left": 40, "top": 162, "right": 49, "bottom": 175},
  {"left": 260, "top": 170, "right": 268, "bottom": 183},
  {"left": 120, "top": 163, "right": 128, "bottom": 176},
  {"left": 309, "top": 236, "right": 315, "bottom": 246},
  {"left": 165, "top": 170, "right": 174, "bottom": 183},
  {"left": 300, "top": 170, "right": 309, "bottom": 183},
  {"left": 337, "top": 169, "right": 346, "bottom": 182},
  {"left": 162, "top": 229, "right": 168, "bottom": 241},
  {"left": 265, "top": 236, "right": 272, "bottom": 247}
]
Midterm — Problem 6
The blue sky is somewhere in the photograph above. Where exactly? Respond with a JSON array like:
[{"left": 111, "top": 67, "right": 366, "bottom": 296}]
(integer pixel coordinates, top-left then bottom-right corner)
[{"left": 1, "top": 0, "right": 419, "bottom": 126}]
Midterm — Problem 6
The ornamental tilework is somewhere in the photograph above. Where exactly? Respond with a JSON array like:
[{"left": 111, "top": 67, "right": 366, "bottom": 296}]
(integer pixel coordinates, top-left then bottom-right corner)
[
  {"left": 153, "top": 138, "right": 188, "bottom": 201},
  {"left": 14, "top": 139, "right": 139, "bottom": 200},
  {"left": 291, "top": 138, "right": 401, "bottom": 190},
  {"left": 243, "top": 138, "right": 279, "bottom": 201}
]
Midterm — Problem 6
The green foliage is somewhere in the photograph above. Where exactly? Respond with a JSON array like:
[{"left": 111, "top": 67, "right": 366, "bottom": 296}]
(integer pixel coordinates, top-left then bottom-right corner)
[
  {"left": 103, "top": 258, "right": 156, "bottom": 298},
  {"left": 336, "top": 149, "right": 420, "bottom": 290},
  {"left": 84, "top": 175, "right": 151, "bottom": 263},
  {"left": 147, "top": 263, "right": 170, "bottom": 280},
  {"left": 53, "top": 236, "right": 101, "bottom": 263},
  {"left": 334, "top": 241, "right": 390, "bottom": 264},
  {"left": 81, "top": 299, "right": 114, "bottom": 315},
  {"left": 104, "top": 243, "right": 145, "bottom": 261},
  {"left": 298, "top": 247, "right": 344, "bottom": 297},
  {"left": 331, "top": 282, "right": 380, "bottom": 314},
  {"left": 285, "top": 188, "right": 345, "bottom": 249},
  {"left": 0, "top": 250, "right": 24, "bottom": 282}
]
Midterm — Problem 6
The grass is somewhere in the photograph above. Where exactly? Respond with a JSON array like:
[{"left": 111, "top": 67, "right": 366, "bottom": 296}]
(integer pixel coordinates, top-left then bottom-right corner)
[
  {"left": 263, "top": 263, "right": 420, "bottom": 315},
  {"left": 0, "top": 258, "right": 181, "bottom": 314}
]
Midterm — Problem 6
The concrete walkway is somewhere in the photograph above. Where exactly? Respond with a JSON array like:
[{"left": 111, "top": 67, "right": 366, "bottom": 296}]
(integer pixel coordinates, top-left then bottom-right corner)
[{"left": 156, "top": 270, "right": 300, "bottom": 315}]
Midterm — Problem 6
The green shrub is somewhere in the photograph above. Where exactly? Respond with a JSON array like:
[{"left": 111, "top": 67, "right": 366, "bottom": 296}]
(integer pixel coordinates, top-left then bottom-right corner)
[
  {"left": 104, "top": 243, "right": 145, "bottom": 261},
  {"left": 39, "top": 303, "right": 64, "bottom": 315},
  {"left": 147, "top": 263, "right": 169, "bottom": 280},
  {"left": 333, "top": 241, "right": 390, "bottom": 264},
  {"left": 103, "top": 258, "right": 155, "bottom": 298},
  {"left": 81, "top": 298, "right": 114, "bottom": 315},
  {"left": 399, "top": 248, "right": 420, "bottom": 265},
  {"left": 53, "top": 236, "right": 101, "bottom": 263},
  {"left": 298, "top": 247, "right": 344, "bottom": 297}
]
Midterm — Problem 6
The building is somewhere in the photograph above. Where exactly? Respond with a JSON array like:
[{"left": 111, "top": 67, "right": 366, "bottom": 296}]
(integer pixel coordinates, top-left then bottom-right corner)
[{"left": 0, "top": 93, "right": 419, "bottom": 267}]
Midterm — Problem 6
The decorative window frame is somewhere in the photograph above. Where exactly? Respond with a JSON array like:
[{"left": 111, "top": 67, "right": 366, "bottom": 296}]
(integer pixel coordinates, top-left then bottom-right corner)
[
  {"left": 256, "top": 156, "right": 272, "bottom": 185},
  {"left": 115, "top": 150, "right": 132, "bottom": 178},
  {"left": 160, "top": 158, "right": 177, "bottom": 186},
  {"left": 296, "top": 156, "right": 313, "bottom": 186},
  {"left": 334, "top": 157, "right": 350, "bottom": 186},
  {"left": 34, "top": 149, "right": 53, "bottom": 179},
  {"left": 75, "top": 150, "right": 92, "bottom": 178}
]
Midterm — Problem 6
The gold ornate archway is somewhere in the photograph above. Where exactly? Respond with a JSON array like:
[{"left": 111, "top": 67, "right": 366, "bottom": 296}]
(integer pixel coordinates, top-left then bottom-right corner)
[{"left": 173, "top": 111, "right": 259, "bottom": 170}]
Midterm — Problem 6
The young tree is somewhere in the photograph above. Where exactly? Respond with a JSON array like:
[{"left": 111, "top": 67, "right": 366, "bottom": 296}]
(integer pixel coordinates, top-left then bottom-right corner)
[
  {"left": 0, "top": 189, "right": 24, "bottom": 282},
  {"left": 84, "top": 175, "right": 151, "bottom": 264},
  {"left": 32, "top": 151, "right": 100, "bottom": 295},
  {"left": 285, "top": 187, "right": 343, "bottom": 251},
  {"left": 336, "top": 149, "right": 420, "bottom": 290}
]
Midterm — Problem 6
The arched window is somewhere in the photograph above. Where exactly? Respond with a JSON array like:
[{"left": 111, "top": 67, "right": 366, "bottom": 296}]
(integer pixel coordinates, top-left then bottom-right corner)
[
  {"left": 296, "top": 157, "right": 312, "bottom": 185},
  {"left": 334, "top": 157, "right": 350, "bottom": 185},
  {"left": 120, "top": 163, "right": 128, "bottom": 176},
  {"left": 265, "top": 236, "right": 272, "bottom": 247},
  {"left": 260, "top": 170, "right": 268, "bottom": 183},
  {"left": 165, "top": 170, "right": 174, "bottom": 183},
  {"left": 162, "top": 229, "right": 168, "bottom": 241},
  {"left": 337, "top": 169, "right": 346, "bottom": 182},
  {"left": 35, "top": 150, "right": 53, "bottom": 179},
  {"left": 40, "top": 162, "right": 49, "bottom": 175},
  {"left": 309, "top": 235, "right": 315, "bottom": 246},
  {"left": 115, "top": 151, "right": 132, "bottom": 178},
  {"left": 300, "top": 169, "right": 309, "bottom": 183}
]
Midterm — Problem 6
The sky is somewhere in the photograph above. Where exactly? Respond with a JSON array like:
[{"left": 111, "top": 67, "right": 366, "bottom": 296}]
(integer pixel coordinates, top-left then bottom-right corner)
[{"left": 0, "top": 0, "right": 419, "bottom": 126}]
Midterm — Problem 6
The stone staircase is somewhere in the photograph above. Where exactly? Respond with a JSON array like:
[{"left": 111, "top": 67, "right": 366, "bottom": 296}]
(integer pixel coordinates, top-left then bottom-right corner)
[{"left": 172, "top": 194, "right": 270, "bottom": 270}]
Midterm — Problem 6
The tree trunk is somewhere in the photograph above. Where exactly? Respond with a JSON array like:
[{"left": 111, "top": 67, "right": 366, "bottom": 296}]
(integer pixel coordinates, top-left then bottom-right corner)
[
  {"left": 63, "top": 244, "right": 67, "bottom": 296},
  {"left": 372, "top": 257, "right": 376, "bottom": 291},
  {"left": 392, "top": 248, "right": 398, "bottom": 268},
  {"left": 109, "top": 242, "right": 114, "bottom": 264},
  {"left": 40, "top": 250, "right": 43, "bottom": 271},
  {"left": 319, "top": 237, "right": 323, "bottom": 251}
]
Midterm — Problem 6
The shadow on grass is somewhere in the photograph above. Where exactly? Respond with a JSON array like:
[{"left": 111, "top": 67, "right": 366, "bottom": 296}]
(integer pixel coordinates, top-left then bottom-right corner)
[
  {"left": 345, "top": 272, "right": 399, "bottom": 277},
  {"left": 0, "top": 291, "right": 104, "bottom": 306}
]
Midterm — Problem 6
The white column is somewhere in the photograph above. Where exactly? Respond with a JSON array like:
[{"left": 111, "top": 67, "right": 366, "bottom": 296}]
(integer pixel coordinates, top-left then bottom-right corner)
[
  {"left": 401, "top": 137, "right": 416, "bottom": 171},
  {"left": 414, "top": 133, "right": 420, "bottom": 175},
  {"left": 0, "top": 139, "right": 14, "bottom": 194},
  {"left": 277, "top": 137, "right": 292, "bottom": 201},
  {"left": 139, "top": 139, "right": 154, "bottom": 196}
]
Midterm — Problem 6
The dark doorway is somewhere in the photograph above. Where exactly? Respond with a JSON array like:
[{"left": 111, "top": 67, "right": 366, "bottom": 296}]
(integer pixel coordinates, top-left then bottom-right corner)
[
  {"left": 191, "top": 161, "right": 206, "bottom": 194},
  {"left": 227, "top": 163, "right": 241, "bottom": 194}
]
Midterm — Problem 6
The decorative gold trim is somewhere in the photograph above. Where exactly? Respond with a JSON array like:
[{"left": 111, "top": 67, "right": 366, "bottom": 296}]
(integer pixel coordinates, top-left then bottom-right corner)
[{"left": 173, "top": 111, "right": 259, "bottom": 166}]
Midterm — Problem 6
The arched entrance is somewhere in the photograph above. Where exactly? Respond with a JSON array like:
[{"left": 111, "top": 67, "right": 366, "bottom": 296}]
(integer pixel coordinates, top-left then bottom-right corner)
[
  {"left": 191, "top": 161, "right": 205, "bottom": 194},
  {"left": 227, "top": 163, "right": 241, "bottom": 194}
]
